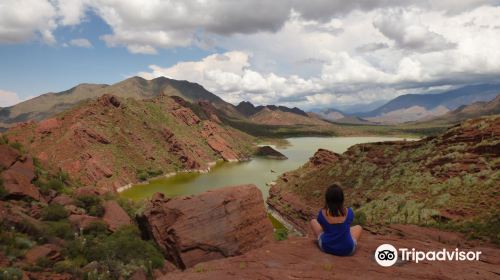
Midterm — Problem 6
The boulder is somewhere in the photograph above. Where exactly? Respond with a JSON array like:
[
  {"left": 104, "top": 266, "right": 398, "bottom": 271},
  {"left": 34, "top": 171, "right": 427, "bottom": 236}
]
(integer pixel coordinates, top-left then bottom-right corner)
[
  {"left": 0, "top": 144, "right": 19, "bottom": 169},
  {"left": 68, "top": 214, "right": 101, "bottom": 230},
  {"left": 50, "top": 194, "right": 74, "bottom": 206},
  {"left": 24, "top": 244, "right": 62, "bottom": 264},
  {"left": 102, "top": 200, "right": 132, "bottom": 232},
  {"left": 137, "top": 185, "right": 273, "bottom": 269},
  {"left": 255, "top": 146, "right": 287, "bottom": 160},
  {"left": 1, "top": 155, "right": 42, "bottom": 201},
  {"left": 0, "top": 201, "right": 45, "bottom": 235}
]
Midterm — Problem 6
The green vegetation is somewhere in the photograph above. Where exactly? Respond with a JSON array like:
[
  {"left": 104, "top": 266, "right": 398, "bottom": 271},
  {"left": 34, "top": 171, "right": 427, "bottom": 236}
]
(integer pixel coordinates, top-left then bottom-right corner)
[
  {"left": 273, "top": 228, "right": 288, "bottom": 241},
  {"left": 75, "top": 195, "right": 105, "bottom": 217},
  {"left": 0, "top": 267, "right": 24, "bottom": 280},
  {"left": 64, "top": 226, "right": 164, "bottom": 279},
  {"left": 136, "top": 167, "right": 163, "bottom": 182},
  {"left": 41, "top": 203, "right": 69, "bottom": 221}
]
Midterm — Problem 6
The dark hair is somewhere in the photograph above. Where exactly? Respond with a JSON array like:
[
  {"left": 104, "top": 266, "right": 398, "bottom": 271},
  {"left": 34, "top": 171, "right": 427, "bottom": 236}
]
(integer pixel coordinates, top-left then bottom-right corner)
[{"left": 324, "top": 183, "right": 346, "bottom": 217}]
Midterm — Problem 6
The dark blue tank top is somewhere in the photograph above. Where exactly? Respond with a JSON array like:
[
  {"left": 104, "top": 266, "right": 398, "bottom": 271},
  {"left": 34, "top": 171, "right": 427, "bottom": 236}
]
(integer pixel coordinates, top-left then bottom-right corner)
[{"left": 317, "top": 207, "right": 354, "bottom": 256}]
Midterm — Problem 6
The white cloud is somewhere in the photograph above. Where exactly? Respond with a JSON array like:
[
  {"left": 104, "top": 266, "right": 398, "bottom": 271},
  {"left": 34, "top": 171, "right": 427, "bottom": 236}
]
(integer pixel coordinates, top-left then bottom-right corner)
[
  {"left": 69, "top": 38, "right": 92, "bottom": 48},
  {"left": 0, "top": 0, "right": 57, "bottom": 44},
  {"left": 373, "top": 8, "right": 456, "bottom": 52},
  {"left": 0, "top": 89, "right": 24, "bottom": 107},
  {"left": 2, "top": 0, "right": 500, "bottom": 108}
]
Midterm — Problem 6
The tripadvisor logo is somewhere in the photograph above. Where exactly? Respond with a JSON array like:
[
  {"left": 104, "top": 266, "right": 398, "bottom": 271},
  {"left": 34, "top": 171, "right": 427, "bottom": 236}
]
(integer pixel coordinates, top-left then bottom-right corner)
[{"left": 374, "top": 244, "right": 482, "bottom": 267}]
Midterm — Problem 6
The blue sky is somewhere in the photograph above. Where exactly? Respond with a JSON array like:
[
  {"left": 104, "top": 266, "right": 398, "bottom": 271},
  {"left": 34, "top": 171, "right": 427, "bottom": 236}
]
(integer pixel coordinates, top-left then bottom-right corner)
[
  {"left": 1, "top": 0, "right": 500, "bottom": 109},
  {"left": 0, "top": 11, "right": 214, "bottom": 100}
]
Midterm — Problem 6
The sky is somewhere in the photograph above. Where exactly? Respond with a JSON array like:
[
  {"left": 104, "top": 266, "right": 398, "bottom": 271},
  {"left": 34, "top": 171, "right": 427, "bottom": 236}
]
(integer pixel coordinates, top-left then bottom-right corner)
[{"left": 1, "top": 0, "right": 500, "bottom": 110}]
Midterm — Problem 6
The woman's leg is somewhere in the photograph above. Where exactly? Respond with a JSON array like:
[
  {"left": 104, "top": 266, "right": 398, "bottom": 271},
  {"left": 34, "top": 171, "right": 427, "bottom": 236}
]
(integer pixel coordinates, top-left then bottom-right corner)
[
  {"left": 350, "top": 225, "right": 362, "bottom": 242},
  {"left": 310, "top": 219, "right": 323, "bottom": 239}
]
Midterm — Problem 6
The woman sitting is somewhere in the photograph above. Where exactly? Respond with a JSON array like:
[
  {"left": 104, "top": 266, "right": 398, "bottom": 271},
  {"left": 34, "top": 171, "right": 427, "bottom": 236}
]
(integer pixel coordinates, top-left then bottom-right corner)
[{"left": 310, "top": 183, "right": 362, "bottom": 256}]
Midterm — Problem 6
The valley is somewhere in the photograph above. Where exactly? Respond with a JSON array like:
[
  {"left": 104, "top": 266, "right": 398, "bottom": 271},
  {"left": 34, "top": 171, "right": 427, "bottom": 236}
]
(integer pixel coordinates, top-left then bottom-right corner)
[{"left": 0, "top": 76, "right": 498, "bottom": 279}]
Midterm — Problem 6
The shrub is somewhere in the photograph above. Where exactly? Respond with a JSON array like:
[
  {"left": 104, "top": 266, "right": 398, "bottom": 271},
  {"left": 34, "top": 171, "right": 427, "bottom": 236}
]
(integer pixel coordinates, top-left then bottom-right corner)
[
  {"left": 85, "top": 226, "right": 164, "bottom": 270},
  {"left": 9, "top": 141, "right": 23, "bottom": 152},
  {"left": 136, "top": 167, "right": 163, "bottom": 181},
  {"left": 75, "top": 196, "right": 104, "bottom": 217},
  {"left": 45, "top": 221, "right": 74, "bottom": 240},
  {"left": 0, "top": 267, "right": 23, "bottom": 280},
  {"left": 273, "top": 228, "right": 288, "bottom": 241},
  {"left": 353, "top": 210, "right": 367, "bottom": 226},
  {"left": 0, "top": 135, "right": 9, "bottom": 145},
  {"left": 83, "top": 221, "right": 108, "bottom": 237},
  {"left": 41, "top": 203, "right": 68, "bottom": 221}
]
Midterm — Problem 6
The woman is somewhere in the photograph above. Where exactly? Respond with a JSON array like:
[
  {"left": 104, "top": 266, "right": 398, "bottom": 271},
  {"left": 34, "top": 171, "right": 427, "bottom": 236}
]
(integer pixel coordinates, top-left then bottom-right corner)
[{"left": 310, "top": 183, "right": 362, "bottom": 256}]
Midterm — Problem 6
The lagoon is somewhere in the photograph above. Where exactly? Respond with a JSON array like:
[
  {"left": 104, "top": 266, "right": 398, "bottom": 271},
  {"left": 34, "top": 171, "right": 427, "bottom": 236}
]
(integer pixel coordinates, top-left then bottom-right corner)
[{"left": 120, "top": 137, "right": 407, "bottom": 201}]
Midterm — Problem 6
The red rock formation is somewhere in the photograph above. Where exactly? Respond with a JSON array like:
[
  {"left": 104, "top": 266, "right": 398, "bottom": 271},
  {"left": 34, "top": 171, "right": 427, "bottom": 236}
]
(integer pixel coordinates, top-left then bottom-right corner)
[
  {"left": 137, "top": 185, "right": 273, "bottom": 269},
  {"left": 68, "top": 214, "right": 101, "bottom": 230},
  {"left": 24, "top": 244, "right": 62, "bottom": 264},
  {"left": 102, "top": 200, "right": 132, "bottom": 232},
  {"left": 36, "top": 118, "right": 61, "bottom": 135},
  {"left": 0, "top": 144, "right": 19, "bottom": 168},
  {"left": 308, "top": 148, "right": 340, "bottom": 166},
  {"left": 201, "top": 121, "right": 240, "bottom": 161},
  {"left": 1, "top": 154, "right": 42, "bottom": 201},
  {"left": 159, "top": 225, "right": 500, "bottom": 280}
]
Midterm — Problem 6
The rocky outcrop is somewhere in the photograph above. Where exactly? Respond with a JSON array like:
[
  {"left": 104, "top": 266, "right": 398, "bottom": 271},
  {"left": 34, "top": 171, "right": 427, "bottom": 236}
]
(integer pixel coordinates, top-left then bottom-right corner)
[
  {"left": 159, "top": 225, "right": 500, "bottom": 280},
  {"left": 24, "top": 244, "right": 62, "bottom": 264},
  {"left": 68, "top": 214, "right": 101, "bottom": 230},
  {"left": 102, "top": 200, "right": 132, "bottom": 232},
  {"left": 201, "top": 121, "right": 241, "bottom": 161},
  {"left": 0, "top": 149, "right": 42, "bottom": 201},
  {"left": 0, "top": 144, "right": 19, "bottom": 168},
  {"left": 254, "top": 146, "right": 287, "bottom": 160},
  {"left": 137, "top": 185, "right": 273, "bottom": 269},
  {"left": 0, "top": 201, "right": 45, "bottom": 235}
]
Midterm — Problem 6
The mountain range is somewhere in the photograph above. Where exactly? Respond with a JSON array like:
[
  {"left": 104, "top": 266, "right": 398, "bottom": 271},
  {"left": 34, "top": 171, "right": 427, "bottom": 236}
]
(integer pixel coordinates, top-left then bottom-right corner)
[{"left": 314, "top": 83, "right": 499, "bottom": 124}]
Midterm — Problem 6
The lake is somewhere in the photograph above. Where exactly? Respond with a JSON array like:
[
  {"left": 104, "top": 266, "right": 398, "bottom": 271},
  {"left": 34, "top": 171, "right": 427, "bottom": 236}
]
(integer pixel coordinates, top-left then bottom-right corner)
[{"left": 120, "top": 137, "right": 408, "bottom": 201}]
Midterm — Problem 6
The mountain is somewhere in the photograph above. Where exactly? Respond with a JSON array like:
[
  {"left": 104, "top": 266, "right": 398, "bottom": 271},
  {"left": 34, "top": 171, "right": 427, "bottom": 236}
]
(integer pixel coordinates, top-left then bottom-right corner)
[
  {"left": 359, "top": 84, "right": 499, "bottom": 123},
  {"left": 313, "top": 108, "right": 375, "bottom": 125},
  {"left": 0, "top": 76, "right": 233, "bottom": 130},
  {"left": 268, "top": 114, "right": 500, "bottom": 243},
  {"left": 5, "top": 94, "right": 254, "bottom": 191},
  {"left": 248, "top": 107, "right": 329, "bottom": 126},
  {"left": 235, "top": 101, "right": 308, "bottom": 117},
  {"left": 426, "top": 94, "right": 500, "bottom": 124}
]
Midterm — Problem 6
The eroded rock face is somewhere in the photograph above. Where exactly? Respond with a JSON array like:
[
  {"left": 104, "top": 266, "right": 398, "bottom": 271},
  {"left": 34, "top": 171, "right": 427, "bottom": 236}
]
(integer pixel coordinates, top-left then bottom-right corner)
[
  {"left": 0, "top": 145, "right": 19, "bottom": 169},
  {"left": 137, "top": 185, "right": 273, "bottom": 269},
  {"left": 0, "top": 154, "right": 42, "bottom": 201},
  {"left": 25, "top": 244, "right": 62, "bottom": 264}
]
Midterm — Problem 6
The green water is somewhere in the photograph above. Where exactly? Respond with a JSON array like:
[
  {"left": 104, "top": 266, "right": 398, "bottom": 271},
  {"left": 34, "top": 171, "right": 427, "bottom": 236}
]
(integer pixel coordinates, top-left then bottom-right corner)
[{"left": 121, "top": 137, "right": 407, "bottom": 201}]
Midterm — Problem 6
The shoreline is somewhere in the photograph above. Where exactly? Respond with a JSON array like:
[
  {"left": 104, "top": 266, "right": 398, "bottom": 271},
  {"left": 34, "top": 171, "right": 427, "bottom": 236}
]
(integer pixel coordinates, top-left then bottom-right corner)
[
  {"left": 116, "top": 157, "right": 254, "bottom": 193},
  {"left": 116, "top": 160, "right": 220, "bottom": 193}
]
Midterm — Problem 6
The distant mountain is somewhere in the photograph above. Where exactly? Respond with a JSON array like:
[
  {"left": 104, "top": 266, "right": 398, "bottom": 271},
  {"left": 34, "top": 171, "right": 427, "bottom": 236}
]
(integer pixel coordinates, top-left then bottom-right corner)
[
  {"left": 248, "top": 107, "right": 330, "bottom": 126},
  {"left": 235, "top": 101, "right": 308, "bottom": 117},
  {"left": 0, "top": 76, "right": 231, "bottom": 130},
  {"left": 313, "top": 108, "right": 345, "bottom": 121},
  {"left": 359, "top": 84, "right": 499, "bottom": 123},
  {"left": 312, "top": 108, "right": 376, "bottom": 125},
  {"left": 425, "top": 94, "right": 500, "bottom": 124}
]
